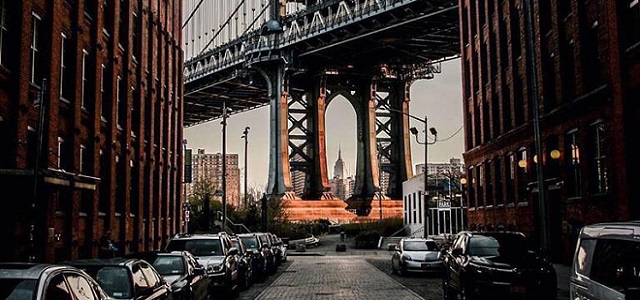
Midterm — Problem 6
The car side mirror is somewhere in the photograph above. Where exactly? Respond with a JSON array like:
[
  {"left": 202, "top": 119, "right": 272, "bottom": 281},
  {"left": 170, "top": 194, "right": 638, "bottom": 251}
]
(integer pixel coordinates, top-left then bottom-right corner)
[
  {"left": 229, "top": 247, "right": 239, "bottom": 256},
  {"left": 193, "top": 266, "right": 205, "bottom": 275}
]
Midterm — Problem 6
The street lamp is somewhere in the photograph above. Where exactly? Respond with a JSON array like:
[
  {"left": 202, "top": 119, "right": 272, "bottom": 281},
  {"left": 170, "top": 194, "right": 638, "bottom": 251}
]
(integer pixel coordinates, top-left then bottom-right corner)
[
  {"left": 387, "top": 109, "right": 438, "bottom": 238},
  {"left": 221, "top": 103, "right": 232, "bottom": 232},
  {"left": 241, "top": 127, "right": 250, "bottom": 209},
  {"left": 183, "top": 138, "right": 188, "bottom": 233},
  {"left": 412, "top": 122, "right": 438, "bottom": 238}
]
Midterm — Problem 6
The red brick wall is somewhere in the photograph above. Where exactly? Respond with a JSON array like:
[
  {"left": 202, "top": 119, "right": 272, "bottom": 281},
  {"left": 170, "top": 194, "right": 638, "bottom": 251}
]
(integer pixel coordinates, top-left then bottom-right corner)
[{"left": 0, "top": 0, "right": 184, "bottom": 263}]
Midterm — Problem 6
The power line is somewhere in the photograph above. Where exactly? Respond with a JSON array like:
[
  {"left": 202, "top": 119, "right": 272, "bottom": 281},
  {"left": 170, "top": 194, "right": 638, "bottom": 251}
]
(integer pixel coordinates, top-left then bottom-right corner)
[{"left": 431, "top": 125, "right": 463, "bottom": 142}]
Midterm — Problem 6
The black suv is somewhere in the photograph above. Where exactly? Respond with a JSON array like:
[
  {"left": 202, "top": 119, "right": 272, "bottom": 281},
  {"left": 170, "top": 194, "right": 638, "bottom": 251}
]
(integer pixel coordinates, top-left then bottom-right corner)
[
  {"left": 238, "top": 232, "right": 274, "bottom": 278},
  {"left": 165, "top": 233, "right": 240, "bottom": 296},
  {"left": 441, "top": 230, "right": 557, "bottom": 300}
]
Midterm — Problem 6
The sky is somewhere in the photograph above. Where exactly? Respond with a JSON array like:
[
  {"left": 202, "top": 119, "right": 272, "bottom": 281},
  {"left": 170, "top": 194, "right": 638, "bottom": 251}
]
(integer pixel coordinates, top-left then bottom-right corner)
[{"left": 183, "top": 59, "right": 464, "bottom": 190}]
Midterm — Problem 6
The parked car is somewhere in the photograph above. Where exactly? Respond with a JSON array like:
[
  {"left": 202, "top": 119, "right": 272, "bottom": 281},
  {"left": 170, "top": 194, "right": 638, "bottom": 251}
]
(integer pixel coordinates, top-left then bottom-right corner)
[
  {"left": 271, "top": 234, "right": 287, "bottom": 263},
  {"left": 230, "top": 235, "right": 254, "bottom": 290},
  {"left": 165, "top": 232, "right": 240, "bottom": 296},
  {"left": 60, "top": 257, "right": 173, "bottom": 300},
  {"left": 390, "top": 237, "right": 443, "bottom": 276},
  {"left": 441, "top": 230, "right": 557, "bottom": 300},
  {"left": 254, "top": 232, "right": 277, "bottom": 274},
  {"left": 124, "top": 250, "right": 209, "bottom": 300},
  {"left": 237, "top": 232, "right": 269, "bottom": 281},
  {"left": 0, "top": 262, "right": 110, "bottom": 300},
  {"left": 570, "top": 221, "right": 640, "bottom": 300}
]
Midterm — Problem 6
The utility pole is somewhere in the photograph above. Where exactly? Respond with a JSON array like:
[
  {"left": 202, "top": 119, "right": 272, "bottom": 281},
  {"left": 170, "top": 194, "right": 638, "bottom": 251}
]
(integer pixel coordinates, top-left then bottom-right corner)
[
  {"left": 221, "top": 103, "right": 231, "bottom": 232},
  {"left": 30, "top": 78, "right": 47, "bottom": 262},
  {"left": 242, "top": 127, "right": 250, "bottom": 209}
]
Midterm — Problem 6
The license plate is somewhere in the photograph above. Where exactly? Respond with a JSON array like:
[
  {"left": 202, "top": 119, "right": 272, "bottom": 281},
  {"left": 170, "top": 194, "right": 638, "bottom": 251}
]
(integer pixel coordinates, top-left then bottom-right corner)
[
  {"left": 510, "top": 286, "right": 526, "bottom": 293},
  {"left": 421, "top": 263, "right": 430, "bottom": 268}
]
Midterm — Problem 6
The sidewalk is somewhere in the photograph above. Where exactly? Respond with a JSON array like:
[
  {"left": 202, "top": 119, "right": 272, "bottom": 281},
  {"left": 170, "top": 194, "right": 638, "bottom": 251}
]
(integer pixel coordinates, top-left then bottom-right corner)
[{"left": 554, "top": 263, "right": 571, "bottom": 299}]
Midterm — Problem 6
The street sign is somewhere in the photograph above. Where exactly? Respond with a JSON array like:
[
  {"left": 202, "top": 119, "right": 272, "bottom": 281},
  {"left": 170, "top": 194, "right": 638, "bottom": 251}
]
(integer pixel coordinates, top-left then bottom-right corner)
[{"left": 437, "top": 199, "right": 451, "bottom": 209}]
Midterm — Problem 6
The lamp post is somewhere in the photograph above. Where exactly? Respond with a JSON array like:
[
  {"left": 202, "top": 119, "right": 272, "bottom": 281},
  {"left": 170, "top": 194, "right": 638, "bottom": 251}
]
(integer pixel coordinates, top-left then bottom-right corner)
[
  {"left": 221, "top": 103, "right": 232, "bottom": 232},
  {"left": 183, "top": 138, "right": 188, "bottom": 233},
  {"left": 376, "top": 143, "right": 384, "bottom": 220},
  {"left": 460, "top": 177, "right": 467, "bottom": 232},
  {"left": 241, "top": 127, "right": 250, "bottom": 209},
  {"left": 387, "top": 109, "right": 437, "bottom": 238}
]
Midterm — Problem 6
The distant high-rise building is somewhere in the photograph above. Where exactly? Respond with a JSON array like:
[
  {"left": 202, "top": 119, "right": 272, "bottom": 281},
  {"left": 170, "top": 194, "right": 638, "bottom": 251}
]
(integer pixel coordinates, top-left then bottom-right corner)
[
  {"left": 330, "top": 148, "right": 353, "bottom": 200},
  {"left": 291, "top": 155, "right": 306, "bottom": 196},
  {"left": 333, "top": 147, "right": 345, "bottom": 179},
  {"left": 188, "top": 149, "right": 241, "bottom": 209},
  {"left": 415, "top": 158, "right": 464, "bottom": 176}
]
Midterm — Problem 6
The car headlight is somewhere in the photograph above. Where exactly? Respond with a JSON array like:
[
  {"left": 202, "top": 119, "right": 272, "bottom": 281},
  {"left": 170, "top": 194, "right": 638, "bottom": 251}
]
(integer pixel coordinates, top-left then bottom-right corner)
[
  {"left": 208, "top": 263, "right": 224, "bottom": 273},
  {"left": 401, "top": 254, "right": 412, "bottom": 261}
]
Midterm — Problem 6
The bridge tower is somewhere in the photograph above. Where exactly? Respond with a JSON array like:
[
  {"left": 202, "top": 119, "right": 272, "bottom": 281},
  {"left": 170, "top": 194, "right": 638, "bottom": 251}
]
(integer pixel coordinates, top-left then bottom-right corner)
[{"left": 182, "top": 0, "right": 459, "bottom": 218}]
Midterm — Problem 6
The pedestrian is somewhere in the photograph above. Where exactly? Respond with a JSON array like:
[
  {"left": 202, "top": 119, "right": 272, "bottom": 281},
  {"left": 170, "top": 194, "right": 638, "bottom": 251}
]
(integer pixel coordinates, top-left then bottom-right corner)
[{"left": 98, "top": 229, "right": 118, "bottom": 258}]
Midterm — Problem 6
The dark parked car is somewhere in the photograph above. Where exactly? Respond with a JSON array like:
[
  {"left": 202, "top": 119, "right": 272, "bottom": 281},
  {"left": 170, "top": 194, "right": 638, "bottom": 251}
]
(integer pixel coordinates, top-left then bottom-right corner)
[
  {"left": 254, "top": 232, "right": 277, "bottom": 274},
  {"left": 441, "top": 230, "right": 557, "bottom": 300},
  {"left": 237, "top": 233, "right": 269, "bottom": 281},
  {"left": 0, "top": 262, "right": 111, "bottom": 300},
  {"left": 390, "top": 237, "right": 443, "bottom": 276},
  {"left": 230, "top": 235, "right": 254, "bottom": 290},
  {"left": 60, "top": 257, "right": 173, "bottom": 300},
  {"left": 165, "top": 233, "right": 240, "bottom": 296},
  {"left": 125, "top": 250, "right": 209, "bottom": 300}
]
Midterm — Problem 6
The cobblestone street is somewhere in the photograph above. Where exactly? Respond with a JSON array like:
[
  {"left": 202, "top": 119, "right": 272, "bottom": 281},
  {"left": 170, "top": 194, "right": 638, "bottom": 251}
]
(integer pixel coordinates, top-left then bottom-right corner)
[{"left": 251, "top": 256, "right": 426, "bottom": 300}]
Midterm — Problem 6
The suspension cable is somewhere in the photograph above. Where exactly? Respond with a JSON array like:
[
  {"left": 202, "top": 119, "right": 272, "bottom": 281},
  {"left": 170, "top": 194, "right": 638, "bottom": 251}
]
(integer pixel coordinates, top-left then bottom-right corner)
[
  {"left": 198, "top": 0, "right": 248, "bottom": 55},
  {"left": 182, "top": 0, "right": 206, "bottom": 29}
]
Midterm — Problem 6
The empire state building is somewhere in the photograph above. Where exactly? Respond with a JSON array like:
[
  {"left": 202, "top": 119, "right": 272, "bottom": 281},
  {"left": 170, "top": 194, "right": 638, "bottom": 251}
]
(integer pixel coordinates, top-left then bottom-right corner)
[{"left": 334, "top": 148, "right": 345, "bottom": 179}]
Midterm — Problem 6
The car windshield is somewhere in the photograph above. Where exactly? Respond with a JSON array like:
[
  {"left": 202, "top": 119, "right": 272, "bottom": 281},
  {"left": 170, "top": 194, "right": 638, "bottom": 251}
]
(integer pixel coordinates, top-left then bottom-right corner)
[
  {"left": 240, "top": 236, "right": 259, "bottom": 249},
  {"left": 0, "top": 279, "right": 36, "bottom": 300},
  {"left": 152, "top": 256, "right": 185, "bottom": 276},
  {"left": 468, "top": 234, "right": 531, "bottom": 257},
  {"left": 231, "top": 240, "right": 244, "bottom": 254},
  {"left": 90, "top": 266, "right": 132, "bottom": 299},
  {"left": 167, "top": 239, "right": 223, "bottom": 256},
  {"left": 404, "top": 240, "right": 439, "bottom": 251},
  {"left": 259, "top": 235, "right": 270, "bottom": 245}
]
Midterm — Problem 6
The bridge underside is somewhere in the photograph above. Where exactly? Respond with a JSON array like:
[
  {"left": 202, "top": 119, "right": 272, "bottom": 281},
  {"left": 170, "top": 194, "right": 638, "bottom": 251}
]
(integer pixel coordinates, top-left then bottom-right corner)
[{"left": 182, "top": 0, "right": 460, "bottom": 218}]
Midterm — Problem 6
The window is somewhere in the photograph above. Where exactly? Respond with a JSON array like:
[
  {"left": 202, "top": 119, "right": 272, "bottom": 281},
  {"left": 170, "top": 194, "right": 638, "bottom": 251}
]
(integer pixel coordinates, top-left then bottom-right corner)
[
  {"left": 132, "top": 13, "right": 140, "bottom": 61},
  {"left": 620, "top": 0, "right": 640, "bottom": 48},
  {"left": 100, "top": 64, "right": 106, "bottom": 120},
  {"left": 79, "top": 144, "right": 86, "bottom": 173},
  {"left": 118, "top": 0, "right": 127, "bottom": 47},
  {"left": 58, "top": 137, "right": 64, "bottom": 169},
  {"left": 45, "top": 274, "right": 73, "bottom": 300},
  {"left": 65, "top": 273, "right": 99, "bottom": 300},
  {"left": 510, "top": 5, "right": 521, "bottom": 59},
  {"left": 116, "top": 76, "right": 122, "bottom": 128},
  {"left": 495, "top": 157, "right": 503, "bottom": 205},
  {"left": 590, "top": 238, "right": 640, "bottom": 292},
  {"left": 60, "top": 33, "right": 74, "bottom": 101},
  {"left": 0, "top": 0, "right": 10, "bottom": 67},
  {"left": 517, "top": 148, "right": 528, "bottom": 204},
  {"left": 99, "top": 149, "right": 109, "bottom": 213},
  {"left": 30, "top": 13, "right": 43, "bottom": 86},
  {"left": 81, "top": 50, "right": 88, "bottom": 109},
  {"left": 102, "top": 0, "right": 111, "bottom": 34},
  {"left": 566, "top": 130, "right": 582, "bottom": 198},
  {"left": 506, "top": 154, "right": 515, "bottom": 205},
  {"left": 477, "top": 165, "right": 484, "bottom": 207},
  {"left": 589, "top": 122, "right": 608, "bottom": 194}
]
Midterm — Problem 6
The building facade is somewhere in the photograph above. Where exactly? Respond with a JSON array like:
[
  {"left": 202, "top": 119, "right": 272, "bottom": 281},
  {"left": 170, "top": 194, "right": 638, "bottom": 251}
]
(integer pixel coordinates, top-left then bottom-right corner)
[
  {"left": 187, "top": 149, "right": 241, "bottom": 209},
  {"left": 460, "top": 0, "right": 640, "bottom": 262},
  {"left": 0, "top": 0, "right": 184, "bottom": 263}
]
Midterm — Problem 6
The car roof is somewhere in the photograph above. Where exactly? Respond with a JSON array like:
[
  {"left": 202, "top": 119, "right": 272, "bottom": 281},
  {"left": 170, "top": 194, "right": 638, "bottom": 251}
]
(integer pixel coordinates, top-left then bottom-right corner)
[
  {"left": 125, "top": 250, "right": 187, "bottom": 258},
  {"left": 579, "top": 221, "right": 640, "bottom": 239},
  {"left": 0, "top": 263, "right": 68, "bottom": 280},
  {"left": 59, "top": 258, "right": 140, "bottom": 267},
  {"left": 459, "top": 230, "right": 527, "bottom": 238},
  {"left": 402, "top": 237, "right": 436, "bottom": 242},
  {"left": 171, "top": 233, "right": 223, "bottom": 240}
]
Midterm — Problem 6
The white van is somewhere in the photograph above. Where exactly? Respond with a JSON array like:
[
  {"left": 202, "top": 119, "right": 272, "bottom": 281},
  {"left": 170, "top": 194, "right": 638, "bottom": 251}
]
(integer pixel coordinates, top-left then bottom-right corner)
[{"left": 570, "top": 221, "right": 640, "bottom": 300}]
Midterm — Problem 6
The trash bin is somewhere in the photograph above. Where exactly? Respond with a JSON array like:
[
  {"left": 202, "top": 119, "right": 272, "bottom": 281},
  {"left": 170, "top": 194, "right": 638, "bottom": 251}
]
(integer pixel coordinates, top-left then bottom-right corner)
[{"left": 335, "top": 243, "right": 347, "bottom": 252}]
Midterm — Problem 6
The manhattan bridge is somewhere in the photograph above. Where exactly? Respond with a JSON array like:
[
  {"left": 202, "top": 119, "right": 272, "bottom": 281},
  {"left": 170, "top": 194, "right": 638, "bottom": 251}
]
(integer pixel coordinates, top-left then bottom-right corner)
[{"left": 181, "top": 0, "right": 460, "bottom": 215}]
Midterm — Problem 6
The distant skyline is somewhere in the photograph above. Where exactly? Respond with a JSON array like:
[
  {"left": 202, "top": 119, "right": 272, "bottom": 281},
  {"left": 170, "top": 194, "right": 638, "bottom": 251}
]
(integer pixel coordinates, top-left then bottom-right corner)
[{"left": 183, "top": 59, "right": 464, "bottom": 191}]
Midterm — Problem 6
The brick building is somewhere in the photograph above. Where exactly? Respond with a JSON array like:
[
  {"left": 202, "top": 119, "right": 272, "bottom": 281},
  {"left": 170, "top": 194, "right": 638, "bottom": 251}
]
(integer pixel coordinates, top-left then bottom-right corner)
[
  {"left": 0, "top": 0, "right": 184, "bottom": 262},
  {"left": 186, "top": 149, "right": 242, "bottom": 209},
  {"left": 460, "top": 0, "right": 640, "bottom": 262}
]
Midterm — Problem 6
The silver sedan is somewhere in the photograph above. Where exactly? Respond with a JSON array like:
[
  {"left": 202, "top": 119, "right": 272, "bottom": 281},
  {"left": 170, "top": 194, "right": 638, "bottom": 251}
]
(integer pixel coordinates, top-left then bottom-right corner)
[{"left": 391, "top": 237, "right": 444, "bottom": 276}]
